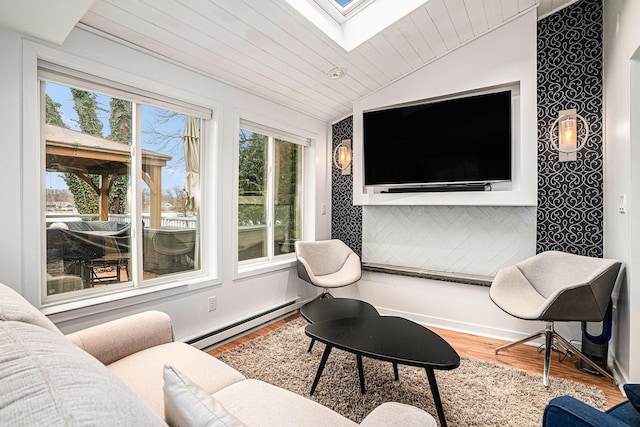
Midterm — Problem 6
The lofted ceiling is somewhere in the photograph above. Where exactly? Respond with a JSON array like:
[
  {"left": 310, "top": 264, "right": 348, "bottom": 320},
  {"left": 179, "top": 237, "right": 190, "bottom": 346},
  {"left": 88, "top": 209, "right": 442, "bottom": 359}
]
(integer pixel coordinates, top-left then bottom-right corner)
[{"left": 72, "top": 0, "right": 576, "bottom": 122}]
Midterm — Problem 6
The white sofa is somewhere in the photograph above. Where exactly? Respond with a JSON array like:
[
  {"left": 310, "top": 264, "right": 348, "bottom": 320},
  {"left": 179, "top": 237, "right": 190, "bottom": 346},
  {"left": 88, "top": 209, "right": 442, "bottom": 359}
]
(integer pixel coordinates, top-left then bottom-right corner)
[{"left": 0, "top": 283, "right": 435, "bottom": 426}]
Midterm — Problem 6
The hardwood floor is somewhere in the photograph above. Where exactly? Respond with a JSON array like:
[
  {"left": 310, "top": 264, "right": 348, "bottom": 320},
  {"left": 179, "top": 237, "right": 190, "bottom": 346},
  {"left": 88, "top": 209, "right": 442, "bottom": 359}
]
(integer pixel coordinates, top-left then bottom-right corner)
[{"left": 208, "top": 313, "right": 626, "bottom": 407}]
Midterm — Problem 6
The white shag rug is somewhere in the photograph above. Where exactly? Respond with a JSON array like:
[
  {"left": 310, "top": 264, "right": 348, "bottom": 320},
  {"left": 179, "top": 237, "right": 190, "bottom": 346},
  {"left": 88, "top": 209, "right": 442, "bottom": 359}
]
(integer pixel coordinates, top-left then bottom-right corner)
[{"left": 214, "top": 317, "right": 606, "bottom": 426}]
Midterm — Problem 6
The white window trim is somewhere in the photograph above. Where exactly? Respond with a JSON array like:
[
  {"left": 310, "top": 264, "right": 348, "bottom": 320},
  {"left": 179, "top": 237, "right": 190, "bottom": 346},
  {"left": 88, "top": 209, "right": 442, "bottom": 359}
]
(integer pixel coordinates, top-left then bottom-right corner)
[
  {"left": 233, "top": 112, "right": 316, "bottom": 280},
  {"left": 22, "top": 40, "right": 222, "bottom": 313}
]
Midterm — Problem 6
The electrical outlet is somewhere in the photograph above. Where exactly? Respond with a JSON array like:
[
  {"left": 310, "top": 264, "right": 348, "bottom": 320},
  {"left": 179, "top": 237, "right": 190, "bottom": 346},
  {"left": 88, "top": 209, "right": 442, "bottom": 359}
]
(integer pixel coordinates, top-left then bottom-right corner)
[{"left": 208, "top": 296, "right": 217, "bottom": 312}]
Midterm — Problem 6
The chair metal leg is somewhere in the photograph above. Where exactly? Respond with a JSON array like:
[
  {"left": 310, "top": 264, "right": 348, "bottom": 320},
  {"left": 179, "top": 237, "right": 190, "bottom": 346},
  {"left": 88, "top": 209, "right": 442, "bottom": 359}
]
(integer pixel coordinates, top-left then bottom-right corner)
[
  {"left": 543, "top": 322, "right": 554, "bottom": 387},
  {"left": 495, "top": 321, "right": 617, "bottom": 386},
  {"left": 495, "top": 329, "right": 546, "bottom": 355},
  {"left": 553, "top": 332, "right": 617, "bottom": 385},
  {"left": 310, "top": 290, "right": 334, "bottom": 302}
]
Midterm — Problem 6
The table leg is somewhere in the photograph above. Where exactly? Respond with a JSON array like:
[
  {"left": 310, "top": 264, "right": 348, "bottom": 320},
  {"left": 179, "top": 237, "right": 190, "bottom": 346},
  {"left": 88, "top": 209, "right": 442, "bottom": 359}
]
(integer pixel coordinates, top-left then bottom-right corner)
[
  {"left": 310, "top": 345, "right": 332, "bottom": 396},
  {"left": 393, "top": 362, "right": 399, "bottom": 381},
  {"left": 356, "top": 354, "right": 366, "bottom": 394},
  {"left": 307, "top": 338, "right": 316, "bottom": 353},
  {"left": 425, "top": 368, "right": 447, "bottom": 427}
]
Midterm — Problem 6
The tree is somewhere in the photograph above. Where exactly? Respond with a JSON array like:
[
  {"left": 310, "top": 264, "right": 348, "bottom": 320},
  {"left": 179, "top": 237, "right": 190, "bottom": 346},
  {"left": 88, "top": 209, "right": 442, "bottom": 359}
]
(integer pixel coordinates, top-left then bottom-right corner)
[
  {"left": 45, "top": 95, "right": 66, "bottom": 127},
  {"left": 238, "top": 130, "right": 267, "bottom": 195},
  {"left": 69, "top": 88, "right": 103, "bottom": 136},
  {"left": 63, "top": 89, "right": 103, "bottom": 215},
  {"left": 238, "top": 130, "right": 267, "bottom": 225},
  {"left": 107, "top": 98, "right": 132, "bottom": 215}
]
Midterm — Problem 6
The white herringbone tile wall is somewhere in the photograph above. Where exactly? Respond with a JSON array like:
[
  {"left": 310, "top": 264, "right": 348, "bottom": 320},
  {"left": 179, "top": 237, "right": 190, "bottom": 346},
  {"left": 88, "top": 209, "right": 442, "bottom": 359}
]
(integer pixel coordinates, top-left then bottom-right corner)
[{"left": 362, "top": 206, "right": 537, "bottom": 277}]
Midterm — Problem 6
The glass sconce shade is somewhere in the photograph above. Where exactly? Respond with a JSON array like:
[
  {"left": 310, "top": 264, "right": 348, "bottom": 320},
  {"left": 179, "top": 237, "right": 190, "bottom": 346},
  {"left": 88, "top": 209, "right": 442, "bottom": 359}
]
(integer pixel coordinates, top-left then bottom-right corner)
[
  {"left": 333, "top": 139, "right": 352, "bottom": 175},
  {"left": 549, "top": 109, "right": 589, "bottom": 162}
]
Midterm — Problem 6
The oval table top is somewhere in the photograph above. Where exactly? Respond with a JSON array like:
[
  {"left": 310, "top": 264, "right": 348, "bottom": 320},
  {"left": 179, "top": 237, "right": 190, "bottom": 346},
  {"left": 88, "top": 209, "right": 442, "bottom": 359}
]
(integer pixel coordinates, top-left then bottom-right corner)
[{"left": 305, "top": 315, "right": 460, "bottom": 370}]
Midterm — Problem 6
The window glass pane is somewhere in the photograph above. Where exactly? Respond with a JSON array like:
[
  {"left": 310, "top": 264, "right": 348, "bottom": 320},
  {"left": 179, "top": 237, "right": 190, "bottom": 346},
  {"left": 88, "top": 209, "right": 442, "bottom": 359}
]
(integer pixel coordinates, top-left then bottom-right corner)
[
  {"left": 274, "top": 139, "right": 302, "bottom": 256},
  {"left": 238, "top": 129, "right": 268, "bottom": 261},
  {"left": 44, "top": 81, "right": 132, "bottom": 296},
  {"left": 140, "top": 106, "right": 200, "bottom": 278}
]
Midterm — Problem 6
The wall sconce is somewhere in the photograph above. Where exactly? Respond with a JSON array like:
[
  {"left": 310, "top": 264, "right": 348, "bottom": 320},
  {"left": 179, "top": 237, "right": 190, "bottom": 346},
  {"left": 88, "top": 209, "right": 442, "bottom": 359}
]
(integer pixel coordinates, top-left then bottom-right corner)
[
  {"left": 549, "top": 109, "right": 589, "bottom": 162},
  {"left": 333, "top": 139, "right": 352, "bottom": 175}
]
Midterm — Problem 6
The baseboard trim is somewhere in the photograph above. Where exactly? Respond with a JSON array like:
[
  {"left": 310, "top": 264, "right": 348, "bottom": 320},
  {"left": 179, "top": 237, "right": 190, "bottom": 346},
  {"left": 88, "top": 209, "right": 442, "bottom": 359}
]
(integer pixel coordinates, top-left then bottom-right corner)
[
  {"left": 377, "top": 306, "right": 547, "bottom": 345},
  {"left": 185, "top": 297, "right": 301, "bottom": 350}
]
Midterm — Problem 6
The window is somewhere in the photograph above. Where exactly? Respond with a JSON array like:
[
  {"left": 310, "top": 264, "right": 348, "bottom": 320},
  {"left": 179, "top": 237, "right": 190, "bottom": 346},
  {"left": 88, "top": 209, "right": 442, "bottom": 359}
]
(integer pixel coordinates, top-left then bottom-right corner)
[
  {"left": 41, "top": 65, "right": 210, "bottom": 302},
  {"left": 238, "top": 122, "right": 306, "bottom": 264}
]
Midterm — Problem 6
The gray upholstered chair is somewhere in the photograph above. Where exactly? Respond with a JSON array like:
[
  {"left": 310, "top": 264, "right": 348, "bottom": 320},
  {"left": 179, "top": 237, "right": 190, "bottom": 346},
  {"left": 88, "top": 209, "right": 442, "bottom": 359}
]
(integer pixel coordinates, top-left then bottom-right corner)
[
  {"left": 295, "top": 239, "right": 361, "bottom": 299},
  {"left": 489, "top": 251, "right": 622, "bottom": 386}
]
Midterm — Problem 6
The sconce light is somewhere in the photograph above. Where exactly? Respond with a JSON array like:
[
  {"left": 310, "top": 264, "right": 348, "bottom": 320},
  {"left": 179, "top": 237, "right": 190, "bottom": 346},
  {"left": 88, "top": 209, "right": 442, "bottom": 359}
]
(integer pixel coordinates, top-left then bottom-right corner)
[
  {"left": 333, "top": 139, "right": 352, "bottom": 175},
  {"left": 549, "top": 109, "right": 589, "bottom": 162}
]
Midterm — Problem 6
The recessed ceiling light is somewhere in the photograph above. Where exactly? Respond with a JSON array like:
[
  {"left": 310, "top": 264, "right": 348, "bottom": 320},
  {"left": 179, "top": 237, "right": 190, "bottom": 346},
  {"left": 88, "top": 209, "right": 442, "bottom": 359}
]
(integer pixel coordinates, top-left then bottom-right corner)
[{"left": 327, "top": 67, "right": 347, "bottom": 79}]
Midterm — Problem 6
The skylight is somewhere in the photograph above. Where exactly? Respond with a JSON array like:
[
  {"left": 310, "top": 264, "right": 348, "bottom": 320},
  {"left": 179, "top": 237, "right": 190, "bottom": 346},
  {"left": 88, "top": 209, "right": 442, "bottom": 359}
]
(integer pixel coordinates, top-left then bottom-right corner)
[
  {"left": 315, "top": 0, "right": 373, "bottom": 21},
  {"left": 287, "top": 0, "right": 430, "bottom": 51}
]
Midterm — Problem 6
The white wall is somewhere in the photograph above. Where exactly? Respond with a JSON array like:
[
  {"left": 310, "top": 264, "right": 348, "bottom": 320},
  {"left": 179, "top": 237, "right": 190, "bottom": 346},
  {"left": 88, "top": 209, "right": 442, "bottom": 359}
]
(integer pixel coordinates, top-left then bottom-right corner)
[
  {"left": 0, "top": 26, "right": 330, "bottom": 343},
  {"left": 603, "top": 0, "right": 640, "bottom": 383},
  {"left": 0, "top": 28, "right": 24, "bottom": 292}
]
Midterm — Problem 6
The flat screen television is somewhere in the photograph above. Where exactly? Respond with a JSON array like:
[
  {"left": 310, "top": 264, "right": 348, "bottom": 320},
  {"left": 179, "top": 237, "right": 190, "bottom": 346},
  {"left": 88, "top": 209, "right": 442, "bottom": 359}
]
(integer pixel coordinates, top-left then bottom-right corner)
[{"left": 362, "top": 90, "right": 512, "bottom": 190}]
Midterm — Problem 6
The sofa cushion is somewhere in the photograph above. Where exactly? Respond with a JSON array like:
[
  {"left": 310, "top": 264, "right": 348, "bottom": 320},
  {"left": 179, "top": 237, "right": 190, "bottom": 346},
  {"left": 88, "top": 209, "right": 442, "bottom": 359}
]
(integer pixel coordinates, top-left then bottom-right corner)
[
  {"left": 0, "top": 283, "right": 61, "bottom": 334},
  {"left": 0, "top": 321, "right": 164, "bottom": 426},
  {"left": 623, "top": 384, "right": 640, "bottom": 413},
  {"left": 359, "top": 402, "right": 436, "bottom": 427},
  {"left": 163, "top": 364, "right": 245, "bottom": 427},
  {"left": 214, "top": 378, "right": 358, "bottom": 427},
  {"left": 108, "top": 341, "right": 246, "bottom": 418}
]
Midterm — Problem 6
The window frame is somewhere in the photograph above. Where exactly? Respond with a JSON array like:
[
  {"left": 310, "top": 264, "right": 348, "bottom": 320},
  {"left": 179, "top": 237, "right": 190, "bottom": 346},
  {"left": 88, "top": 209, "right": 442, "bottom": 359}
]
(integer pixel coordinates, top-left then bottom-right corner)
[
  {"left": 32, "top": 59, "right": 218, "bottom": 309},
  {"left": 234, "top": 116, "right": 310, "bottom": 277}
]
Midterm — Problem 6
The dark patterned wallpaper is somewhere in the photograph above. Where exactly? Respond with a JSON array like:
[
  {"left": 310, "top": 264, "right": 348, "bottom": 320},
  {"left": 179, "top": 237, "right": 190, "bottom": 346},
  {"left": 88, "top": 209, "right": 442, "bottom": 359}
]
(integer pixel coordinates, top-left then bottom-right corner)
[
  {"left": 536, "top": 0, "right": 603, "bottom": 257},
  {"left": 331, "top": 0, "right": 604, "bottom": 260},
  {"left": 331, "top": 116, "right": 362, "bottom": 256}
]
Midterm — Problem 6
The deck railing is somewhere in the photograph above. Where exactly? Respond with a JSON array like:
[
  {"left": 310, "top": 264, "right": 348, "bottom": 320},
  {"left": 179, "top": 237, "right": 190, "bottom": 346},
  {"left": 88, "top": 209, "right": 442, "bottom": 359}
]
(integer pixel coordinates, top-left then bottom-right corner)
[{"left": 46, "top": 213, "right": 198, "bottom": 229}]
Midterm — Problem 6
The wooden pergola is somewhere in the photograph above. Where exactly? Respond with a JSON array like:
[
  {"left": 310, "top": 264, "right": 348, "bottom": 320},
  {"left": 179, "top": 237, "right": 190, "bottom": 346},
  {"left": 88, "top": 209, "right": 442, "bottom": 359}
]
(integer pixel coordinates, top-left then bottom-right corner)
[{"left": 45, "top": 124, "right": 171, "bottom": 226}]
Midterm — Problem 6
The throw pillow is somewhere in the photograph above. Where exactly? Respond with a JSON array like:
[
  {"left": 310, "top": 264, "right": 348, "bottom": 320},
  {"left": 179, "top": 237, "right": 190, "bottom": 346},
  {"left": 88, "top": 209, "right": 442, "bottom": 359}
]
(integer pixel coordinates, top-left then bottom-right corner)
[
  {"left": 0, "top": 283, "right": 61, "bottom": 334},
  {"left": 163, "top": 364, "right": 245, "bottom": 427},
  {"left": 624, "top": 384, "right": 640, "bottom": 413}
]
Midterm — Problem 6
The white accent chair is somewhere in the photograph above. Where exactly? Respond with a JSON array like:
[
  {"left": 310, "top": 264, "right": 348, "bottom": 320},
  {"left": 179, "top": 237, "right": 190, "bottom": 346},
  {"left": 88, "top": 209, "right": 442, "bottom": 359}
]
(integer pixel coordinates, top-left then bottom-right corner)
[
  {"left": 295, "top": 239, "right": 362, "bottom": 299},
  {"left": 489, "top": 251, "right": 622, "bottom": 386}
]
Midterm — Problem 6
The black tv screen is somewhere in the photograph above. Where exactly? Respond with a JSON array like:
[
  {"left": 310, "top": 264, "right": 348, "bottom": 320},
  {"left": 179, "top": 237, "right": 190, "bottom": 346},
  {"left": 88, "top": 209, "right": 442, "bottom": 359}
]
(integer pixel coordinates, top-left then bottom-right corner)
[{"left": 363, "top": 90, "right": 512, "bottom": 188}]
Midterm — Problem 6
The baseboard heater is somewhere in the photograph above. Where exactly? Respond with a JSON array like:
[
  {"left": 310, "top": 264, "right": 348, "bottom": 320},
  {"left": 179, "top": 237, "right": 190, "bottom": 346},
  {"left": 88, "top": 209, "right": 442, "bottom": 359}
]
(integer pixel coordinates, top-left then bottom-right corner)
[{"left": 184, "top": 297, "right": 301, "bottom": 350}]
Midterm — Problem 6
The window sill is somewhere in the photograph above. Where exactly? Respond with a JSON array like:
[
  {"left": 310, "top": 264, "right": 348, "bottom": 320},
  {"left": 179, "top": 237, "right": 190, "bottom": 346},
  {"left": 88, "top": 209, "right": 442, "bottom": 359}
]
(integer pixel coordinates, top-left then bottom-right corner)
[
  {"left": 41, "top": 275, "right": 220, "bottom": 322},
  {"left": 235, "top": 257, "right": 296, "bottom": 280}
]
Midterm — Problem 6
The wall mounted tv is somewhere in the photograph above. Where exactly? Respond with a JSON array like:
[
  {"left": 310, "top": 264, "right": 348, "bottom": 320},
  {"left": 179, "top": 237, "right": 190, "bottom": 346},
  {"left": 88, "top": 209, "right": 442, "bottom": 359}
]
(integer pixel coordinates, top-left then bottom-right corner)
[{"left": 363, "top": 89, "right": 512, "bottom": 191}]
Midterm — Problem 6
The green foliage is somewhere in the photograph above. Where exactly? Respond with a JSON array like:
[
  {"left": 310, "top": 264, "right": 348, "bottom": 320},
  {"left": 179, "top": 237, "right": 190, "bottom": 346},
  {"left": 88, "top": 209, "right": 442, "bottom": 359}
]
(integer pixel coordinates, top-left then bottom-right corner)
[
  {"left": 238, "top": 130, "right": 267, "bottom": 196},
  {"left": 45, "top": 95, "right": 66, "bottom": 127},
  {"left": 238, "top": 130, "right": 267, "bottom": 225},
  {"left": 63, "top": 89, "right": 103, "bottom": 214},
  {"left": 107, "top": 98, "right": 132, "bottom": 215},
  {"left": 69, "top": 89, "right": 103, "bottom": 137},
  {"left": 109, "top": 98, "right": 131, "bottom": 143},
  {"left": 65, "top": 174, "right": 99, "bottom": 214},
  {"left": 274, "top": 140, "right": 301, "bottom": 243}
]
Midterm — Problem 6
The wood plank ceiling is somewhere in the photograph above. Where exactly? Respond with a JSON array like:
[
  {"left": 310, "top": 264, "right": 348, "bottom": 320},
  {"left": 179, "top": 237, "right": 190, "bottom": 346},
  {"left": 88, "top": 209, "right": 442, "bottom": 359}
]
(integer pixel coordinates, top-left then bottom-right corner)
[{"left": 79, "top": 0, "right": 577, "bottom": 123}]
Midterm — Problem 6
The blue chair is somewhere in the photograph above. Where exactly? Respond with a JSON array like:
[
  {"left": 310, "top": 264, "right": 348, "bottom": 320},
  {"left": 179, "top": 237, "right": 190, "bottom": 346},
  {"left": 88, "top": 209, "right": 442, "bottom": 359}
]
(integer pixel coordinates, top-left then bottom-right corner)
[{"left": 543, "top": 384, "right": 640, "bottom": 426}]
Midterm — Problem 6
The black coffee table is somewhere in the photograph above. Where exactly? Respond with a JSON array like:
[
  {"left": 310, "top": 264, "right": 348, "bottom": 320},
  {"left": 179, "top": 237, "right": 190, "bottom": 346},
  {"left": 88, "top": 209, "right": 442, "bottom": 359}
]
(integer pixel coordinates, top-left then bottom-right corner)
[
  {"left": 300, "top": 298, "right": 379, "bottom": 352},
  {"left": 305, "top": 316, "right": 460, "bottom": 427}
]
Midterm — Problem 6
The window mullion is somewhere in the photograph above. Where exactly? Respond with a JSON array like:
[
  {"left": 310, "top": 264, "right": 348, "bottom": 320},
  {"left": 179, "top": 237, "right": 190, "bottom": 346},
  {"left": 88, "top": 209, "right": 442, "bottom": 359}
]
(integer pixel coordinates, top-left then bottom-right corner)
[
  {"left": 131, "top": 103, "right": 143, "bottom": 286},
  {"left": 266, "top": 136, "right": 276, "bottom": 260}
]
